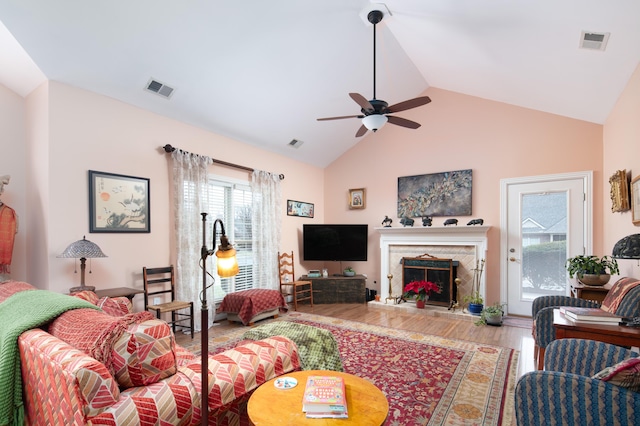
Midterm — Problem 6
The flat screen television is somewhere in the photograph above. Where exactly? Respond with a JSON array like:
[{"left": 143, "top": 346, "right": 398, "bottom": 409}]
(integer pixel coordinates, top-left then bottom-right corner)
[{"left": 303, "top": 224, "right": 368, "bottom": 261}]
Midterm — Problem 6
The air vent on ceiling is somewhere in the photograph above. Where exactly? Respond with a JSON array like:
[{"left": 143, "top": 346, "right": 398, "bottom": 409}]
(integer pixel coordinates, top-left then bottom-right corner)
[
  {"left": 579, "top": 31, "right": 610, "bottom": 51},
  {"left": 288, "top": 139, "right": 304, "bottom": 148},
  {"left": 145, "top": 78, "right": 175, "bottom": 99}
]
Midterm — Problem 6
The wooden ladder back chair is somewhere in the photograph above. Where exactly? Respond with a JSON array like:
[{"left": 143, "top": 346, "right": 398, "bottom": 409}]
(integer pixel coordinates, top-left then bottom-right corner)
[
  {"left": 142, "top": 265, "right": 194, "bottom": 339},
  {"left": 278, "top": 251, "right": 313, "bottom": 311}
]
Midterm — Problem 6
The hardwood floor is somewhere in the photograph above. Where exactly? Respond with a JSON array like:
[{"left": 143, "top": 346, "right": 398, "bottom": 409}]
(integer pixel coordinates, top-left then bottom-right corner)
[{"left": 175, "top": 303, "right": 536, "bottom": 379}]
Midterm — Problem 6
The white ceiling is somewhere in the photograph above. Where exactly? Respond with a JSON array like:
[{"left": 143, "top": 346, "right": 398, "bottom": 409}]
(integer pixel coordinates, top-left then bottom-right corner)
[{"left": 1, "top": 1, "right": 639, "bottom": 167}]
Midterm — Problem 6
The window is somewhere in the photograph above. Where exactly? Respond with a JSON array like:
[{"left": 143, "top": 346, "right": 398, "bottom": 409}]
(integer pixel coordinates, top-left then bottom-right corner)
[{"left": 207, "top": 177, "right": 253, "bottom": 302}]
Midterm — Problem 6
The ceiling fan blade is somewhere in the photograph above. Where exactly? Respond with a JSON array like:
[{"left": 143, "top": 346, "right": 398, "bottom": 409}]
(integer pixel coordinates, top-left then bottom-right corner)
[
  {"left": 387, "top": 115, "right": 421, "bottom": 129},
  {"left": 355, "top": 124, "right": 368, "bottom": 137},
  {"left": 317, "top": 115, "right": 363, "bottom": 121},
  {"left": 386, "top": 96, "right": 432, "bottom": 114},
  {"left": 349, "top": 93, "right": 374, "bottom": 112}
]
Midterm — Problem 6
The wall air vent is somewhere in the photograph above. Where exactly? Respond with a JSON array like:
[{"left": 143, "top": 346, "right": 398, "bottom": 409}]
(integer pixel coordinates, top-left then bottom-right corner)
[
  {"left": 579, "top": 31, "right": 610, "bottom": 51},
  {"left": 145, "top": 78, "right": 175, "bottom": 99},
  {"left": 288, "top": 139, "right": 304, "bottom": 148}
]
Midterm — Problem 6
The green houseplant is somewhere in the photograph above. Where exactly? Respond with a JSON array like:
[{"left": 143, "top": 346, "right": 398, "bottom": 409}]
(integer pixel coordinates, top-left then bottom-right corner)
[
  {"left": 565, "top": 255, "right": 619, "bottom": 286},
  {"left": 464, "top": 259, "right": 486, "bottom": 315},
  {"left": 462, "top": 291, "right": 484, "bottom": 305},
  {"left": 463, "top": 291, "right": 484, "bottom": 314},
  {"left": 343, "top": 266, "right": 356, "bottom": 277},
  {"left": 475, "top": 302, "right": 506, "bottom": 326}
]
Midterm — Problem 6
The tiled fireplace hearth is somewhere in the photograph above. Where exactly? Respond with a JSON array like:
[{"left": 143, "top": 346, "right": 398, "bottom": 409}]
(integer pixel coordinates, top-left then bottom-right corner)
[{"left": 377, "top": 226, "right": 490, "bottom": 303}]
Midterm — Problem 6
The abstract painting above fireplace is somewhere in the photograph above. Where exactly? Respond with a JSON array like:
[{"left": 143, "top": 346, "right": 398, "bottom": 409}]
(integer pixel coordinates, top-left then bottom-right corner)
[{"left": 397, "top": 169, "right": 472, "bottom": 217}]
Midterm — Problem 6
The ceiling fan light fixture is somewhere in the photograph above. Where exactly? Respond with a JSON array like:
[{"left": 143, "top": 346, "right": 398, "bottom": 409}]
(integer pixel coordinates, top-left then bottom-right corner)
[
  {"left": 362, "top": 114, "right": 387, "bottom": 132},
  {"left": 317, "top": 6, "right": 429, "bottom": 134}
]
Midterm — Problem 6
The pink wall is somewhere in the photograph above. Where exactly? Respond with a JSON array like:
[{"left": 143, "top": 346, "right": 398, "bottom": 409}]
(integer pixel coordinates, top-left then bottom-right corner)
[
  {"left": 323, "top": 87, "right": 604, "bottom": 303},
  {"left": 2, "top": 82, "right": 324, "bottom": 312},
  {"left": 603, "top": 63, "right": 640, "bottom": 279},
  {"left": 3, "top": 66, "right": 639, "bottom": 308},
  {"left": 25, "top": 82, "right": 51, "bottom": 287}
]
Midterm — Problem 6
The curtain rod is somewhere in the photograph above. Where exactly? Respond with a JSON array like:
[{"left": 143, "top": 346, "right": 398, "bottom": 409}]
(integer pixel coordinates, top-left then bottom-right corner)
[{"left": 162, "top": 144, "right": 284, "bottom": 180}]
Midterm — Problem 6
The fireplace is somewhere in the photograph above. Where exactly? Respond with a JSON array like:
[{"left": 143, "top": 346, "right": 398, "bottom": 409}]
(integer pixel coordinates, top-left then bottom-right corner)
[
  {"left": 401, "top": 255, "right": 458, "bottom": 307},
  {"left": 377, "top": 226, "right": 490, "bottom": 303}
]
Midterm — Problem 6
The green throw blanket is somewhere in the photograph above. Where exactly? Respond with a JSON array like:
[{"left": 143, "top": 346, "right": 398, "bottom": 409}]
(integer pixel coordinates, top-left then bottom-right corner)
[
  {"left": 0, "top": 290, "right": 99, "bottom": 426},
  {"left": 242, "top": 322, "right": 344, "bottom": 372}
]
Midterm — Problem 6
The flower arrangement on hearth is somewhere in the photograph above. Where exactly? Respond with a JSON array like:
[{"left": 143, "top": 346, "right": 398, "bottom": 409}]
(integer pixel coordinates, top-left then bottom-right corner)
[{"left": 403, "top": 280, "right": 441, "bottom": 301}]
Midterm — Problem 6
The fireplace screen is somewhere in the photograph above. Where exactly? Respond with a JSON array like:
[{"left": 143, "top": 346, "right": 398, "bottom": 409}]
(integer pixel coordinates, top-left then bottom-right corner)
[{"left": 401, "top": 255, "right": 458, "bottom": 307}]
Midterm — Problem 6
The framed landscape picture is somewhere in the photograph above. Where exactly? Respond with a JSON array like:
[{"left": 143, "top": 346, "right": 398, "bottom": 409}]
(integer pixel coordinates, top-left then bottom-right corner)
[{"left": 89, "top": 170, "right": 150, "bottom": 233}]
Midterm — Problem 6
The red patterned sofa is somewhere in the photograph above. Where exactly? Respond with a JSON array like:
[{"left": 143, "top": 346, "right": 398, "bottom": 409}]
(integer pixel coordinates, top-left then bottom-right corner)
[{"left": 1, "top": 282, "right": 301, "bottom": 425}]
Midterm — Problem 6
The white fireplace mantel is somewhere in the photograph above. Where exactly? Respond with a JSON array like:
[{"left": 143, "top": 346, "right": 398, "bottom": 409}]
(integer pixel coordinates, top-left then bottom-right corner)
[{"left": 376, "top": 226, "right": 490, "bottom": 300}]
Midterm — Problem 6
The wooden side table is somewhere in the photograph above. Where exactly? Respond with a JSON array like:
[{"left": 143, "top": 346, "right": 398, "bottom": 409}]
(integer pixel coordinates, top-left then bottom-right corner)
[
  {"left": 95, "top": 287, "right": 144, "bottom": 301},
  {"left": 569, "top": 282, "right": 610, "bottom": 303},
  {"left": 247, "top": 370, "right": 388, "bottom": 425},
  {"left": 554, "top": 309, "right": 640, "bottom": 349}
]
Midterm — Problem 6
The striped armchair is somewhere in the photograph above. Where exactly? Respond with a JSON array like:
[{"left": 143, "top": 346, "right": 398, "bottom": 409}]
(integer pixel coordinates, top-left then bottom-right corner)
[
  {"left": 516, "top": 339, "right": 640, "bottom": 425},
  {"left": 532, "top": 277, "right": 640, "bottom": 369}
]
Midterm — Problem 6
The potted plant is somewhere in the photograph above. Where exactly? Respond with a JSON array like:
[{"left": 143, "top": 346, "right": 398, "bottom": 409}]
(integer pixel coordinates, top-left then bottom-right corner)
[
  {"left": 463, "top": 259, "right": 486, "bottom": 315},
  {"left": 402, "top": 280, "right": 441, "bottom": 308},
  {"left": 343, "top": 267, "right": 356, "bottom": 277},
  {"left": 475, "top": 302, "right": 506, "bottom": 326},
  {"left": 463, "top": 291, "right": 484, "bottom": 315},
  {"left": 565, "top": 255, "right": 619, "bottom": 286}
]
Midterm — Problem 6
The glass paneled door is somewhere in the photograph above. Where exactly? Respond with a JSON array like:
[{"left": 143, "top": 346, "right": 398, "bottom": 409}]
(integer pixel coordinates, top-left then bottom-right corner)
[{"left": 501, "top": 172, "right": 591, "bottom": 316}]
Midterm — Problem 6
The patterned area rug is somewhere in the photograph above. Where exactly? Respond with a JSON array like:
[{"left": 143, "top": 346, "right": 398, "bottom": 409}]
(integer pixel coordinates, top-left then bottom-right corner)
[{"left": 184, "top": 312, "right": 519, "bottom": 425}]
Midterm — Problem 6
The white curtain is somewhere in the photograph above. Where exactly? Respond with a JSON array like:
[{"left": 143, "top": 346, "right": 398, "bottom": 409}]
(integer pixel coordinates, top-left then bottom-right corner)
[
  {"left": 171, "top": 149, "right": 213, "bottom": 332},
  {"left": 251, "top": 170, "right": 282, "bottom": 289}
]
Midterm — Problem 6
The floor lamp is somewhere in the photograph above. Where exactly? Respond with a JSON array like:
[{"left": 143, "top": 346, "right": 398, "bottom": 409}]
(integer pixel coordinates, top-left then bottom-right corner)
[{"left": 200, "top": 213, "right": 239, "bottom": 426}]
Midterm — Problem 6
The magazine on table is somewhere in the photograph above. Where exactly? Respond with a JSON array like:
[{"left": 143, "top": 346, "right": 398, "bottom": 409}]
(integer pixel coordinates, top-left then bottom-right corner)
[{"left": 302, "top": 375, "right": 348, "bottom": 418}]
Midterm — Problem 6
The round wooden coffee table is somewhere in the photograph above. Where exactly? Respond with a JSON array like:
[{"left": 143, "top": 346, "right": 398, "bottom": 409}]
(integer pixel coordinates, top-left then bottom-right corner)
[{"left": 247, "top": 370, "right": 389, "bottom": 425}]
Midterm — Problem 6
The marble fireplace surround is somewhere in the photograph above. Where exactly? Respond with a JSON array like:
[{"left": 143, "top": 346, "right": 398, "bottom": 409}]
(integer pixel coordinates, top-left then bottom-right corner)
[{"left": 377, "top": 226, "right": 490, "bottom": 302}]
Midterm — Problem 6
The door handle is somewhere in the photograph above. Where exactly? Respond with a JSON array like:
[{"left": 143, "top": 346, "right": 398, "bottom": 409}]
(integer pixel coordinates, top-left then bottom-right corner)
[{"left": 509, "top": 257, "right": 520, "bottom": 262}]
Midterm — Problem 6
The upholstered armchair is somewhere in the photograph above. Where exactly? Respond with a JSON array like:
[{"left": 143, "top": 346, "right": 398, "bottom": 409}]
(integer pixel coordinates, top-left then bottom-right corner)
[
  {"left": 532, "top": 277, "right": 640, "bottom": 369},
  {"left": 516, "top": 338, "right": 640, "bottom": 426}
]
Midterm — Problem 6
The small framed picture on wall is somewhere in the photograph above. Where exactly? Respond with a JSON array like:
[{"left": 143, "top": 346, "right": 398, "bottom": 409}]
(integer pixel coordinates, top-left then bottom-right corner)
[
  {"left": 349, "top": 188, "right": 365, "bottom": 210},
  {"left": 287, "top": 200, "right": 314, "bottom": 218},
  {"left": 631, "top": 175, "right": 640, "bottom": 225},
  {"left": 609, "top": 169, "right": 630, "bottom": 212}
]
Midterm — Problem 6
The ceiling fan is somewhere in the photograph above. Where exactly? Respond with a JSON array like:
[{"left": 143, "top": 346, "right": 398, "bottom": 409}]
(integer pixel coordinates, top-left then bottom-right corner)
[{"left": 317, "top": 9, "right": 432, "bottom": 137}]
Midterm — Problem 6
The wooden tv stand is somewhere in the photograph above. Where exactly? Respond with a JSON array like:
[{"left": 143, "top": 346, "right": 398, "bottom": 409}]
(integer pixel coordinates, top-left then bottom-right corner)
[{"left": 301, "top": 275, "right": 366, "bottom": 304}]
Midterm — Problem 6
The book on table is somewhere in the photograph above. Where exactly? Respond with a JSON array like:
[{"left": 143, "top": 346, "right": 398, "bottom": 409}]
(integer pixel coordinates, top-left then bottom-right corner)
[
  {"left": 560, "top": 306, "right": 621, "bottom": 323},
  {"left": 302, "top": 375, "right": 348, "bottom": 418}
]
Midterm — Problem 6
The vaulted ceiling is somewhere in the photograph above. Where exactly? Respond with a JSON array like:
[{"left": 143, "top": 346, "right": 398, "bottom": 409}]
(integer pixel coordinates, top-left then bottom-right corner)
[{"left": 1, "top": 1, "right": 639, "bottom": 167}]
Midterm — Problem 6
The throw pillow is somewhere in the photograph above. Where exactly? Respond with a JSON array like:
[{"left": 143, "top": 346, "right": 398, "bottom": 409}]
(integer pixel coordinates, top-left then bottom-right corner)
[
  {"left": 592, "top": 357, "right": 640, "bottom": 391},
  {"left": 111, "top": 319, "right": 177, "bottom": 388},
  {"left": 600, "top": 277, "right": 640, "bottom": 313}
]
